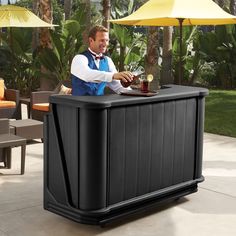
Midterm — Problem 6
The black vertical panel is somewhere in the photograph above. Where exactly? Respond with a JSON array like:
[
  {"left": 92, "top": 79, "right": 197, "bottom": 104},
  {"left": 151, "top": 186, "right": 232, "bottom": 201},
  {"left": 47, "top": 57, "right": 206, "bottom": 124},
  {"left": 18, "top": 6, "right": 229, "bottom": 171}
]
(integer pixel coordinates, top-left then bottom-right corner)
[
  {"left": 109, "top": 107, "right": 125, "bottom": 205},
  {"left": 150, "top": 103, "right": 164, "bottom": 191},
  {"left": 124, "top": 106, "right": 139, "bottom": 200},
  {"left": 137, "top": 104, "right": 152, "bottom": 196},
  {"left": 183, "top": 98, "right": 196, "bottom": 181},
  {"left": 56, "top": 105, "right": 79, "bottom": 208},
  {"left": 172, "top": 100, "right": 186, "bottom": 184},
  {"left": 161, "top": 101, "right": 175, "bottom": 188},
  {"left": 195, "top": 97, "right": 205, "bottom": 179},
  {"left": 79, "top": 108, "right": 107, "bottom": 210}
]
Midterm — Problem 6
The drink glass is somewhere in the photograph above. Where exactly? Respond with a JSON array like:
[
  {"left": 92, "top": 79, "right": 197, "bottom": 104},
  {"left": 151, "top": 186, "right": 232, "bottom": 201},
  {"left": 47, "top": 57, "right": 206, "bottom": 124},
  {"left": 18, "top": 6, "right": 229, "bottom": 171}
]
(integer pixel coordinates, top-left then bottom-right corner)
[
  {"left": 132, "top": 66, "right": 145, "bottom": 78},
  {"left": 139, "top": 75, "right": 149, "bottom": 93}
]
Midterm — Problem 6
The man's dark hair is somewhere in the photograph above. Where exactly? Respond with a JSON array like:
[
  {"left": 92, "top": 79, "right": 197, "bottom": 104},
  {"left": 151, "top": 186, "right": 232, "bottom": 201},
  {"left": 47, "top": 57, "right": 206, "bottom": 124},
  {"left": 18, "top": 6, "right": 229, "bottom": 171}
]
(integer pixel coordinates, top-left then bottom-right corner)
[{"left": 88, "top": 25, "right": 108, "bottom": 40}]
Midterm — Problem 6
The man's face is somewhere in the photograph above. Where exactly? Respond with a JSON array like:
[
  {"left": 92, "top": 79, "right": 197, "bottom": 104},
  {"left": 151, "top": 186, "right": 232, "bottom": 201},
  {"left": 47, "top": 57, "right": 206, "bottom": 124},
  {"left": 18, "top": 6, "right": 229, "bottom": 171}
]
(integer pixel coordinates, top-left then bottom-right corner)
[{"left": 89, "top": 31, "right": 109, "bottom": 54}]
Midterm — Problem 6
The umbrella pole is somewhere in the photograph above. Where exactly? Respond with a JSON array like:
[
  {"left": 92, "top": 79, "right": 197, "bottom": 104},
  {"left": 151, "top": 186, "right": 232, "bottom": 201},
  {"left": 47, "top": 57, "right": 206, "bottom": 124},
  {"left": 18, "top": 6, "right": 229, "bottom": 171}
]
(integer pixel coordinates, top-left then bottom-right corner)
[{"left": 178, "top": 18, "right": 184, "bottom": 85}]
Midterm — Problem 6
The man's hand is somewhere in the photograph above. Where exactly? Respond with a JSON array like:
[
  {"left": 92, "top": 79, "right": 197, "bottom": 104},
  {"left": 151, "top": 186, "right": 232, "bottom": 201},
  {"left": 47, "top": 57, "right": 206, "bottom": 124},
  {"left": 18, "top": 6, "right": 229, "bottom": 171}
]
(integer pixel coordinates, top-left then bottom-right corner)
[{"left": 112, "top": 71, "right": 134, "bottom": 83}]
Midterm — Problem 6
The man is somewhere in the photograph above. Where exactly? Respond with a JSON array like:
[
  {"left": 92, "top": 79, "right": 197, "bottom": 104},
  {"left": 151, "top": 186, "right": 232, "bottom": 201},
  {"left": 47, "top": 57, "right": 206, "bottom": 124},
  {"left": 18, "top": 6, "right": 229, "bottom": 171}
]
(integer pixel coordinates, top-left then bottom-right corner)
[{"left": 71, "top": 25, "right": 134, "bottom": 96}]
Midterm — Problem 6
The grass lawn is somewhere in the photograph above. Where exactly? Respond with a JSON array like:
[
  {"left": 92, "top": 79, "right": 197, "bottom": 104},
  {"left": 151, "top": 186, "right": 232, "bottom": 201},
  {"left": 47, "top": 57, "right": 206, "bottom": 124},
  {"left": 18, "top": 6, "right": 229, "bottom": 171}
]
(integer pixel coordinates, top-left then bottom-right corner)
[{"left": 205, "top": 89, "right": 236, "bottom": 138}]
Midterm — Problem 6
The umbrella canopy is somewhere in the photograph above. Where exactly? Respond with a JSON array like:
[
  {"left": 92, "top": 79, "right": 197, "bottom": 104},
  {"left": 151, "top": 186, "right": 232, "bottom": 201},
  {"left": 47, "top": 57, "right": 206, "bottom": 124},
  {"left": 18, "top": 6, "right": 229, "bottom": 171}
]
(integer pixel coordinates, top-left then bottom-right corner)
[
  {"left": 0, "top": 5, "right": 56, "bottom": 28},
  {"left": 110, "top": 0, "right": 236, "bottom": 84},
  {"left": 110, "top": 0, "right": 236, "bottom": 26}
]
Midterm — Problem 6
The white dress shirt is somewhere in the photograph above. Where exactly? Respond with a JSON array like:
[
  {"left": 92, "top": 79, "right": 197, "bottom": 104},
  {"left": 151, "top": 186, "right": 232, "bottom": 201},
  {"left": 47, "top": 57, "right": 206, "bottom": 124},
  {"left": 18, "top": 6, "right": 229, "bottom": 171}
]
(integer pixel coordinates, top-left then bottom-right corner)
[{"left": 71, "top": 49, "right": 130, "bottom": 94}]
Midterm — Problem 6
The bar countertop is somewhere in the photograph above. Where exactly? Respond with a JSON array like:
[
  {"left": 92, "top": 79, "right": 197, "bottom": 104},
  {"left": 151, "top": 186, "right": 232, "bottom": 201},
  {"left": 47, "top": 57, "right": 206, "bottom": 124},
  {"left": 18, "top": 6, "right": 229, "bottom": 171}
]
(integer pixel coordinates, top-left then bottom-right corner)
[{"left": 49, "top": 84, "right": 209, "bottom": 109}]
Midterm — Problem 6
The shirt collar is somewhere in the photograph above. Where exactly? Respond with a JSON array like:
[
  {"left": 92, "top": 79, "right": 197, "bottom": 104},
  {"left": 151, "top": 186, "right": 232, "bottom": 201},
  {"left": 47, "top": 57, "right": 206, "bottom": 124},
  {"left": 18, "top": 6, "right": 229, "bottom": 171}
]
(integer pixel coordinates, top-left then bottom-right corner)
[{"left": 88, "top": 48, "right": 104, "bottom": 60}]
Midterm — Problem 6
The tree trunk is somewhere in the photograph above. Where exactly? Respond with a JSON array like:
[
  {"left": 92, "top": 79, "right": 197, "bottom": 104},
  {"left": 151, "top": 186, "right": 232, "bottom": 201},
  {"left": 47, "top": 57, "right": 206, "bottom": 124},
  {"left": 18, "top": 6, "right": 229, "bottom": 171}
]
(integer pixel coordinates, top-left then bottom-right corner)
[
  {"left": 102, "top": 0, "right": 111, "bottom": 30},
  {"left": 230, "top": 0, "right": 236, "bottom": 15},
  {"left": 161, "top": 26, "right": 173, "bottom": 85},
  {"left": 64, "top": 0, "right": 72, "bottom": 20},
  {"left": 145, "top": 26, "right": 160, "bottom": 90},
  {"left": 39, "top": 0, "right": 53, "bottom": 49},
  {"left": 32, "top": 0, "right": 39, "bottom": 51},
  {"left": 39, "top": 0, "right": 54, "bottom": 90},
  {"left": 81, "top": 0, "right": 91, "bottom": 47}
]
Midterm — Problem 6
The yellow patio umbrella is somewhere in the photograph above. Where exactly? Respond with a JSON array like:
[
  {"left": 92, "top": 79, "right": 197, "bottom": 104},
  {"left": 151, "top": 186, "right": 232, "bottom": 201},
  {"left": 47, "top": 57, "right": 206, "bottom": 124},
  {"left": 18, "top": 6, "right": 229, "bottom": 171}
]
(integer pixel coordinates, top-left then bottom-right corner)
[
  {"left": 0, "top": 5, "right": 56, "bottom": 50},
  {"left": 0, "top": 5, "right": 56, "bottom": 89},
  {"left": 0, "top": 5, "right": 56, "bottom": 27},
  {"left": 110, "top": 0, "right": 236, "bottom": 84}
]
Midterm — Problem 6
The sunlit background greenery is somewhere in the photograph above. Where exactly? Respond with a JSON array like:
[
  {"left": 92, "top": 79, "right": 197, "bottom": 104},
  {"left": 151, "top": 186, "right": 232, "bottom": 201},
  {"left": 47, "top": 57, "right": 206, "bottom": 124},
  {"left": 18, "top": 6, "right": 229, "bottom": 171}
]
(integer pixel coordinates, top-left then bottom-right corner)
[{"left": 205, "top": 90, "right": 236, "bottom": 137}]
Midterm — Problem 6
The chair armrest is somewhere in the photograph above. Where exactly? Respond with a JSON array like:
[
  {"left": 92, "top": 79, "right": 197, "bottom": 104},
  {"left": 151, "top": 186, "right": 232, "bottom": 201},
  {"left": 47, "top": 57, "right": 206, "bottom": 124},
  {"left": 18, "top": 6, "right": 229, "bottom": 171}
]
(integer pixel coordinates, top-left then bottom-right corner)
[
  {"left": 5, "top": 89, "right": 20, "bottom": 103},
  {"left": 31, "top": 91, "right": 55, "bottom": 105},
  {"left": 3, "top": 89, "right": 21, "bottom": 119}
]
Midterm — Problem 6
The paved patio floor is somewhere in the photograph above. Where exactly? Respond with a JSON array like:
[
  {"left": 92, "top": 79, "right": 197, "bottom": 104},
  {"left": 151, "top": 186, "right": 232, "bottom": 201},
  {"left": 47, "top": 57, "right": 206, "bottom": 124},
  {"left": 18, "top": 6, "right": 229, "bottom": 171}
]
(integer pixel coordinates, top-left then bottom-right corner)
[{"left": 0, "top": 105, "right": 235, "bottom": 236}]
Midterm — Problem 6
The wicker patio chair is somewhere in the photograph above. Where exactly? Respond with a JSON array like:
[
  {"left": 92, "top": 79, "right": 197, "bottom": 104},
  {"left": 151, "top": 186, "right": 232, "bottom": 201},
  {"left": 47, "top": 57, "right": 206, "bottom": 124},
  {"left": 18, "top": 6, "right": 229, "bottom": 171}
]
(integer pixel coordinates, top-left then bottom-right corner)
[
  {"left": 0, "top": 79, "right": 21, "bottom": 120},
  {"left": 31, "top": 80, "right": 71, "bottom": 122}
]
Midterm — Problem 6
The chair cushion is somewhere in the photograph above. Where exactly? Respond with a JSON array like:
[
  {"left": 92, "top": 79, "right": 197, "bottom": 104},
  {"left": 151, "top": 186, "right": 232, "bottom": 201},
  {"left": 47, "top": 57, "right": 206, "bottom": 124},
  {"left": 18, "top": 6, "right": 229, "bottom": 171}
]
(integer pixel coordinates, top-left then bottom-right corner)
[
  {"left": 0, "top": 79, "right": 5, "bottom": 100},
  {"left": 32, "top": 103, "right": 50, "bottom": 112},
  {"left": 58, "top": 85, "right": 72, "bottom": 95},
  {"left": 0, "top": 100, "right": 16, "bottom": 108}
]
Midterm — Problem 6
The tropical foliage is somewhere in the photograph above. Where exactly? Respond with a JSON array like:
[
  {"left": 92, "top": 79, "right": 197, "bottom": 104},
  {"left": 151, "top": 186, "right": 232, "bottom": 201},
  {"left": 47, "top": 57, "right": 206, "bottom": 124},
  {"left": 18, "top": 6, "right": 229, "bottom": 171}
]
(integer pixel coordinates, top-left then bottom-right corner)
[
  {"left": 109, "top": 0, "right": 146, "bottom": 71},
  {"left": 109, "top": 24, "right": 146, "bottom": 71},
  {"left": 171, "top": 24, "right": 236, "bottom": 88},
  {"left": 198, "top": 25, "right": 236, "bottom": 88},
  {"left": 172, "top": 26, "right": 204, "bottom": 85},
  {"left": 1, "top": 0, "right": 236, "bottom": 95},
  {"left": 37, "top": 6, "right": 88, "bottom": 83},
  {"left": 0, "top": 28, "right": 39, "bottom": 94}
]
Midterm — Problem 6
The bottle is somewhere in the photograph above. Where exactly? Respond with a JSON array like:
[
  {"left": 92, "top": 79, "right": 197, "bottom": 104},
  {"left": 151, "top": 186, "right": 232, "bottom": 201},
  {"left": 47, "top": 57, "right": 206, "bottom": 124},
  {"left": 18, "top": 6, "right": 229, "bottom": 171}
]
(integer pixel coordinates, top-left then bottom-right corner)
[{"left": 121, "top": 75, "right": 138, "bottom": 88}]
